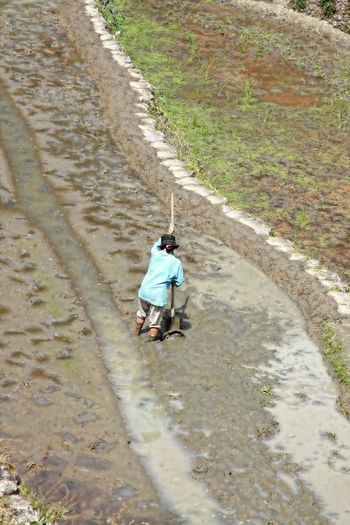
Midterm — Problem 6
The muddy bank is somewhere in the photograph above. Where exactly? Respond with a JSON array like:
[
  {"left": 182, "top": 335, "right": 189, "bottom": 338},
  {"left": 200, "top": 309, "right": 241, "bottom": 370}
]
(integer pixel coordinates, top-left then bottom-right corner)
[{"left": 59, "top": 0, "right": 348, "bottom": 358}]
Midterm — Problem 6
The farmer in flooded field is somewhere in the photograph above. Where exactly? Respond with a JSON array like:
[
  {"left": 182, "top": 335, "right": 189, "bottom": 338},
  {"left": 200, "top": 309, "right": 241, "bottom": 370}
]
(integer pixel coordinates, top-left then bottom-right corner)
[{"left": 135, "top": 225, "right": 184, "bottom": 341}]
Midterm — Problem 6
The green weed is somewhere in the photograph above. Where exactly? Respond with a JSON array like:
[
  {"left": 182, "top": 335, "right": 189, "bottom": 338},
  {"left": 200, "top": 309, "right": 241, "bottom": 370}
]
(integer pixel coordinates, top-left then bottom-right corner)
[
  {"left": 293, "top": 0, "right": 306, "bottom": 11},
  {"left": 242, "top": 78, "right": 255, "bottom": 108},
  {"left": 263, "top": 103, "right": 271, "bottom": 123},
  {"left": 202, "top": 55, "right": 216, "bottom": 82},
  {"left": 241, "top": 30, "right": 252, "bottom": 41},
  {"left": 322, "top": 323, "right": 350, "bottom": 387},
  {"left": 296, "top": 208, "right": 309, "bottom": 230},
  {"left": 338, "top": 102, "right": 347, "bottom": 129},
  {"left": 261, "top": 385, "right": 273, "bottom": 396},
  {"left": 314, "top": 65, "right": 324, "bottom": 79},
  {"left": 320, "top": 0, "right": 336, "bottom": 18},
  {"left": 158, "top": 92, "right": 167, "bottom": 105},
  {"left": 20, "top": 484, "right": 70, "bottom": 523},
  {"left": 326, "top": 96, "right": 336, "bottom": 125},
  {"left": 330, "top": 285, "right": 344, "bottom": 292},
  {"left": 186, "top": 34, "right": 198, "bottom": 62},
  {"left": 238, "top": 42, "right": 246, "bottom": 56},
  {"left": 192, "top": 114, "right": 200, "bottom": 127},
  {"left": 97, "top": 0, "right": 124, "bottom": 35}
]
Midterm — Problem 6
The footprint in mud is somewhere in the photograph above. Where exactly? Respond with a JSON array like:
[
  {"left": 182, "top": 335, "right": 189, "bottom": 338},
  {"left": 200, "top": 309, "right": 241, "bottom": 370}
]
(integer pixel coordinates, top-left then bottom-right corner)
[
  {"left": 13, "top": 262, "right": 37, "bottom": 273},
  {"left": 29, "top": 297, "right": 44, "bottom": 307},
  {"left": 34, "top": 396, "right": 53, "bottom": 405},
  {"left": 42, "top": 456, "right": 67, "bottom": 469},
  {"left": 6, "top": 358, "right": 25, "bottom": 368},
  {"left": 2, "top": 378, "right": 18, "bottom": 388},
  {"left": 0, "top": 305, "right": 10, "bottom": 315},
  {"left": 4, "top": 330, "right": 26, "bottom": 336},
  {"left": 56, "top": 348, "right": 73, "bottom": 359},
  {"left": 62, "top": 432, "right": 79, "bottom": 444},
  {"left": 75, "top": 412, "right": 97, "bottom": 424},
  {"left": 11, "top": 350, "right": 31, "bottom": 360},
  {"left": 25, "top": 326, "right": 44, "bottom": 334},
  {"left": 76, "top": 456, "right": 113, "bottom": 471},
  {"left": 91, "top": 439, "right": 115, "bottom": 453},
  {"left": 40, "top": 384, "right": 60, "bottom": 394},
  {"left": 31, "top": 368, "right": 61, "bottom": 384}
]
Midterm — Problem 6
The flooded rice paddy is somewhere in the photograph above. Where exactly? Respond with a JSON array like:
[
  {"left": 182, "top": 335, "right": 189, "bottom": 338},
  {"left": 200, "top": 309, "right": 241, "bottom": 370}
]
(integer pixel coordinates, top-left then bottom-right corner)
[{"left": 1, "top": 0, "right": 350, "bottom": 523}]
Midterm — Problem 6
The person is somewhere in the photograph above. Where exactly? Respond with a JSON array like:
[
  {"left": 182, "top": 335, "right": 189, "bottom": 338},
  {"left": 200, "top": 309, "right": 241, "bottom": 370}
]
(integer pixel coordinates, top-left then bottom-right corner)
[{"left": 135, "top": 225, "right": 184, "bottom": 341}]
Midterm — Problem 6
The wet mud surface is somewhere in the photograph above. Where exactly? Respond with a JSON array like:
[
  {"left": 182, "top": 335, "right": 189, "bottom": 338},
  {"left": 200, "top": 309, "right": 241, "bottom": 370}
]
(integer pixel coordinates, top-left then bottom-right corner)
[{"left": 1, "top": 0, "right": 350, "bottom": 524}]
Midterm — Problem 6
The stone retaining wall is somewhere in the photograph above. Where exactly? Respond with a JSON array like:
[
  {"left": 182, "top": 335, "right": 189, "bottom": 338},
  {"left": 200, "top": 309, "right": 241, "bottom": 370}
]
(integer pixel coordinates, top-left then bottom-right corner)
[{"left": 286, "top": 0, "right": 350, "bottom": 33}]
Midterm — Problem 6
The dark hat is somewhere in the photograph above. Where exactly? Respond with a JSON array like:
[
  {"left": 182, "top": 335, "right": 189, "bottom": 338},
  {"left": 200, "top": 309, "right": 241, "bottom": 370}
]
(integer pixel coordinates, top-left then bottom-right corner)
[{"left": 160, "top": 234, "right": 179, "bottom": 250}]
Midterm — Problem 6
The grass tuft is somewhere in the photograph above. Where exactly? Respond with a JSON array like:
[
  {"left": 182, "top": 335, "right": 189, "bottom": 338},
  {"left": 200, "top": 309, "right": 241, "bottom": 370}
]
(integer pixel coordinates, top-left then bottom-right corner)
[
  {"left": 0, "top": 439, "right": 69, "bottom": 524},
  {"left": 322, "top": 323, "right": 350, "bottom": 387}
]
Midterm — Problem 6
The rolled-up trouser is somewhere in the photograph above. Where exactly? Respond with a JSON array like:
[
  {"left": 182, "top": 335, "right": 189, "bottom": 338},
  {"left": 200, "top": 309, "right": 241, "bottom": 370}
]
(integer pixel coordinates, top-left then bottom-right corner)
[{"left": 137, "top": 298, "right": 165, "bottom": 329}]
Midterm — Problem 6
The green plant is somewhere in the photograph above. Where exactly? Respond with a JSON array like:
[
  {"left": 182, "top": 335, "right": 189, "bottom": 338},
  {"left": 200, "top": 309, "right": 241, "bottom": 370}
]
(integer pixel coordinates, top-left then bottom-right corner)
[
  {"left": 261, "top": 385, "right": 273, "bottom": 396},
  {"left": 192, "top": 114, "right": 200, "bottom": 127},
  {"left": 296, "top": 208, "right": 309, "bottom": 230},
  {"left": 238, "top": 43, "right": 246, "bottom": 56},
  {"left": 240, "top": 30, "right": 252, "bottom": 41},
  {"left": 338, "top": 102, "right": 347, "bottom": 129},
  {"left": 20, "top": 484, "right": 70, "bottom": 523},
  {"left": 314, "top": 65, "right": 324, "bottom": 79},
  {"left": 263, "top": 103, "right": 271, "bottom": 123},
  {"left": 294, "top": 0, "right": 306, "bottom": 11},
  {"left": 186, "top": 34, "right": 198, "bottom": 62},
  {"left": 322, "top": 323, "right": 350, "bottom": 387},
  {"left": 320, "top": 0, "right": 336, "bottom": 17},
  {"left": 98, "top": 0, "right": 125, "bottom": 35},
  {"left": 158, "top": 92, "right": 167, "bottom": 105},
  {"left": 202, "top": 55, "right": 216, "bottom": 82},
  {"left": 330, "top": 285, "right": 343, "bottom": 292},
  {"left": 242, "top": 78, "right": 255, "bottom": 108}
]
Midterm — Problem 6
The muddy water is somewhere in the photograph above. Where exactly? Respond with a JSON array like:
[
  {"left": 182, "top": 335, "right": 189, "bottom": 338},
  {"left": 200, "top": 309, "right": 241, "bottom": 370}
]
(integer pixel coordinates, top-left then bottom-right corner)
[{"left": 1, "top": 0, "right": 350, "bottom": 524}]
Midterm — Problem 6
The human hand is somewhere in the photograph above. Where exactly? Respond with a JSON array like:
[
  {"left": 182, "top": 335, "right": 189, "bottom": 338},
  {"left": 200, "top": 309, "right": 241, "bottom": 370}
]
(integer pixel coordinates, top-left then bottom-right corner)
[{"left": 168, "top": 223, "right": 175, "bottom": 235}]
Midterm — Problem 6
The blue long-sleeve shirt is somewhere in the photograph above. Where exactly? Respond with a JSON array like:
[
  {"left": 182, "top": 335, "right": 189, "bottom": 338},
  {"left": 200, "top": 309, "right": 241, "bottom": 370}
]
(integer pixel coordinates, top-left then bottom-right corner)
[{"left": 138, "top": 238, "right": 184, "bottom": 307}]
